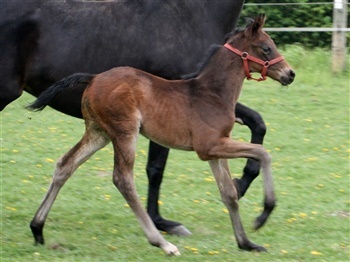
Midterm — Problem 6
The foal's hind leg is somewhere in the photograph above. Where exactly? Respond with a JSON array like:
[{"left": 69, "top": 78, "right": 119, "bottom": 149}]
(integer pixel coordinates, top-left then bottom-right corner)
[
  {"left": 111, "top": 136, "right": 180, "bottom": 256},
  {"left": 30, "top": 126, "right": 110, "bottom": 245},
  {"left": 209, "top": 159, "right": 266, "bottom": 252}
]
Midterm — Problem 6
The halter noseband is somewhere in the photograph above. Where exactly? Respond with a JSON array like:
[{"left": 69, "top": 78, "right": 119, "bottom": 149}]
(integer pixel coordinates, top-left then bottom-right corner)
[{"left": 224, "top": 43, "right": 284, "bottom": 82}]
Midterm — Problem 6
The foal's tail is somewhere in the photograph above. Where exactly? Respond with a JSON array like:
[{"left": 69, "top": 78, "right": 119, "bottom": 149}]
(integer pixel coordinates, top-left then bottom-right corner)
[{"left": 26, "top": 73, "right": 94, "bottom": 111}]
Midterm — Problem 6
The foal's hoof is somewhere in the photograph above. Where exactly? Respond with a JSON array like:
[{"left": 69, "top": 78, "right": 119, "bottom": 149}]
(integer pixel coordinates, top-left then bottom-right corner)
[
  {"left": 167, "top": 225, "right": 192, "bottom": 236},
  {"left": 161, "top": 242, "right": 181, "bottom": 256}
]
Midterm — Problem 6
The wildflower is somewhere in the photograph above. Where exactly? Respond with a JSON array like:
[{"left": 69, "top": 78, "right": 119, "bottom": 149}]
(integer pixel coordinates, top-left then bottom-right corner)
[
  {"left": 310, "top": 250, "right": 322, "bottom": 255},
  {"left": 299, "top": 213, "right": 308, "bottom": 218},
  {"left": 205, "top": 177, "right": 214, "bottom": 182}
]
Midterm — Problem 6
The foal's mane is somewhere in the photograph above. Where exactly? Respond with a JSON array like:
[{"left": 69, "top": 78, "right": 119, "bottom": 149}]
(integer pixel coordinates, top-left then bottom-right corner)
[
  {"left": 181, "top": 17, "right": 254, "bottom": 80},
  {"left": 181, "top": 45, "right": 221, "bottom": 80}
]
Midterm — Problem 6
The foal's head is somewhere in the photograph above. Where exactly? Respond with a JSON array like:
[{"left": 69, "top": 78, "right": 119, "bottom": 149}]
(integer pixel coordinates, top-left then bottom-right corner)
[{"left": 225, "top": 14, "right": 295, "bottom": 85}]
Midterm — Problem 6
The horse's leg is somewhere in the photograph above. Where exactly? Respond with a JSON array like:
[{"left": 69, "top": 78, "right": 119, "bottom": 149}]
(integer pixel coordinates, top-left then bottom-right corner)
[
  {"left": 30, "top": 126, "right": 110, "bottom": 245},
  {"left": 234, "top": 103, "right": 266, "bottom": 198},
  {"left": 207, "top": 139, "right": 275, "bottom": 250},
  {"left": 146, "top": 141, "right": 191, "bottom": 236},
  {"left": 209, "top": 159, "right": 266, "bottom": 252},
  {"left": 111, "top": 137, "right": 180, "bottom": 256}
]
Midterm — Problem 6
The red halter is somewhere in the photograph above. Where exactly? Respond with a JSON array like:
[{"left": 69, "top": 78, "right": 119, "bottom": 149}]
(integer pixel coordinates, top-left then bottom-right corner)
[{"left": 224, "top": 43, "right": 284, "bottom": 82}]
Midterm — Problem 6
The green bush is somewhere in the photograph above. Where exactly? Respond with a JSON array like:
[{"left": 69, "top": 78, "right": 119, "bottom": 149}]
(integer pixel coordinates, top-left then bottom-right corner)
[{"left": 242, "top": 0, "right": 349, "bottom": 48}]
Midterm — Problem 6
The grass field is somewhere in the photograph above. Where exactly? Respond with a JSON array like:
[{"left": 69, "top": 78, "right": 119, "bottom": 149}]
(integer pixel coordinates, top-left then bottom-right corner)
[{"left": 1, "top": 46, "right": 349, "bottom": 261}]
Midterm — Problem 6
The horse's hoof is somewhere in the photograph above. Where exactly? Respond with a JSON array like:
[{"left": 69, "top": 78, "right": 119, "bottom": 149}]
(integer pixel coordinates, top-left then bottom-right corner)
[
  {"left": 252, "top": 244, "right": 267, "bottom": 252},
  {"left": 239, "top": 241, "right": 267, "bottom": 252},
  {"left": 166, "top": 225, "right": 192, "bottom": 236}
]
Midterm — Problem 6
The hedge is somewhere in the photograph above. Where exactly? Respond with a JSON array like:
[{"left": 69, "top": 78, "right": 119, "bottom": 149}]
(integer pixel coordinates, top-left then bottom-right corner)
[{"left": 241, "top": 0, "right": 349, "bottom": 48}]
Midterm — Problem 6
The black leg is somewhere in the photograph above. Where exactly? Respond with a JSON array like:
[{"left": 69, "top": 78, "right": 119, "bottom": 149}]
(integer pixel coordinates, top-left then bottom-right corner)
[
  {"left": 146, "top": 141, "right": 191, "bottom": 236},
  {"left": 234, "top": 103, "right": 266, "bottom": 198}
]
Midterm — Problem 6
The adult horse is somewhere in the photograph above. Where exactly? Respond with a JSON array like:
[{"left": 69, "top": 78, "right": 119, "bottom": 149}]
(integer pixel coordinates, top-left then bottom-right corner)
[
  {"left": 28, "top": 14, "right": 295, "bottom": 255},
  {"left": 1, "top": 0, "right": 266, "bottom": 235}
]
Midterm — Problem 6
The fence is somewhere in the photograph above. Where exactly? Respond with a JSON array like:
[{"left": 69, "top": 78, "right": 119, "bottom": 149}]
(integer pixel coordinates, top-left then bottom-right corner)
[{"left": 244, "top": 1, "right": 349, "bottom": 72}]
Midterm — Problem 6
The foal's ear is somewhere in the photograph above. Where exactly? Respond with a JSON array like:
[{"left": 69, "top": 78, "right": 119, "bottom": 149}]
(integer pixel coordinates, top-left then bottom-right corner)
[{"left": 246, "top": 13, "right": 266, "bottom": 37}]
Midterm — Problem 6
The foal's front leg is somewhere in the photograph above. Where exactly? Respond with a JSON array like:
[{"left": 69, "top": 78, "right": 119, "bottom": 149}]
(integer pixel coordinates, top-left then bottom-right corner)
[
  {"left": 209, "top": 159, "right": 266, "bottom": 252},
  {"left": 208, "top": 138, "right": 276, "bottom": 231}
]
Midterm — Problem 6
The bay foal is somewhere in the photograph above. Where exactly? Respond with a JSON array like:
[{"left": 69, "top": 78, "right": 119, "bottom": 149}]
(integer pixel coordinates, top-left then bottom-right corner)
[{"left": 29, "top": 15, "right": 295, "bottom": 255}]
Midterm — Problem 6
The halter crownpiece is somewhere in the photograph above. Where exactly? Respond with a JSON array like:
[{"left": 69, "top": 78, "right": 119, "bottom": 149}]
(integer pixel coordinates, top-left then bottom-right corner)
[{"left": 223, "top": 43, "right": 284, "bottom": 82}]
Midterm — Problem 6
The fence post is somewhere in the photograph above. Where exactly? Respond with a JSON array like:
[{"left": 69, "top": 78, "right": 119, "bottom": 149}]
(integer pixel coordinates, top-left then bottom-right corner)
[{"left": 332, "top": 0, "right": 348, "bottom": 73}]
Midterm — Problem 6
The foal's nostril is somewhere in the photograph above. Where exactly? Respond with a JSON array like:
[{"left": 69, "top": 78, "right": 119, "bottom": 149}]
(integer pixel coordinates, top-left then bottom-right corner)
[{"left": 289, "top": 70, "right": 295, "bottom": 79}]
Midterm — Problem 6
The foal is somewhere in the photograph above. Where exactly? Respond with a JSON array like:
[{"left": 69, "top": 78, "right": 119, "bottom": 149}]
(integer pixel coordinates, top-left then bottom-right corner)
[{"left": 29, "top": 14, "right": 294, "bottom": 255}]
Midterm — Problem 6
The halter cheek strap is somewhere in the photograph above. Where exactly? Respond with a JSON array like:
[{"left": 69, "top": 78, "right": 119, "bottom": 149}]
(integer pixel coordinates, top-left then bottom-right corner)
[{"left": 224, "top": 43, "right": 284, "bottom": 82}]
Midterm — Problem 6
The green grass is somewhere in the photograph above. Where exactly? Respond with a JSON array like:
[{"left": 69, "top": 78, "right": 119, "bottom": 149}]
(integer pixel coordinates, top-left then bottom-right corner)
[{"left": 1, "top": 47, "right": 349, "bottom": 261}]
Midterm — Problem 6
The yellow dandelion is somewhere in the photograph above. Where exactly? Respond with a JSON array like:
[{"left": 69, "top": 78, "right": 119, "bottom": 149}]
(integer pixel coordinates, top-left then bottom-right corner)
[
  {"left": 107, "top": 244, "right": 118, "bottom": 251},
  {"left": 331, "top": 173, "right": 342, "bottom": 178},
  {"left": 45, "top": 158, "right": 55, "bottom": 163},
  {"left": 281, "top": 249, "right": 288, "bottom": 254},
  {"left": 140, "top": 149, "right": 147, "bottom": 155},
  {"left": 310, "top": 250, "right": 322, "bottom": 255},
  {"left": 193, "top": 200, "right": 200, "bottom": 203},
  {"left": 223, "top": 208, "right": 229, "bottom": 214},
  {"left": 124, "top": 203, "right": 130, "bottom": 208},
  {"left": 158, "top": 200, "right": 163, "bottom": 205},
  {"left": 6, "top": 206, "right": 17, "bottom": 211},
  {"left": 12, "top": 149, "right": 19, "bottom": 153},
  {"left": 305, "top": 157, "right": 318, "bottom": 162},
  {"left": 299, "top": 213, "right": 308, "bottom": 218}
]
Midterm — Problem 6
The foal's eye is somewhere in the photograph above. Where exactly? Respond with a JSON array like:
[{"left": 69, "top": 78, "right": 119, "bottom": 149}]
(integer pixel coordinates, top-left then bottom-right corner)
[{"left": 262, "top": 47, "right": 271, "bottom": 53}]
